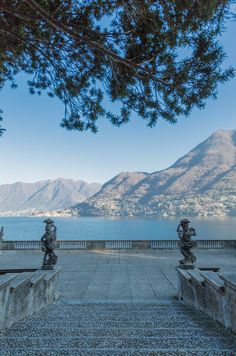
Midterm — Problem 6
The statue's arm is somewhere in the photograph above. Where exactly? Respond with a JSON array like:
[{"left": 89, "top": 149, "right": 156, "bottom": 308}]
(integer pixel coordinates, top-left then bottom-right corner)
[
  {"left": 51, "top": 225, "right": 57, "bottom": 240},
  {"left": 177, "top": 226, "right": 183, "bottom": 239},
  {"left": 40, "top": 233, "right": 46, "bottom": 242}
]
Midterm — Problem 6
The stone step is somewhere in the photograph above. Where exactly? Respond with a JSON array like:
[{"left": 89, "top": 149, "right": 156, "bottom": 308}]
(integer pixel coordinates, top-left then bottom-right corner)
[
  {"left": 25, "top": 312, "right": 209, "bottom": 323},
  {"left": 9, "top": 317, "right": 224, "bottom": 330},
  {"left": 5, "top": 326, "right": 232, "bottom": 338},
  {"left": 53, "top": 301, "right": 187, "bottom": 308},
  {"left": 44, "top": 307, "right": 191, "bottom": 314},
  {"left": 0, "top": 336, "right": 236, "bottom": 350},
  {"left": 28, "top": 303, "right": 193, "bottom": 311},
  {"left": 33, "top": 312, "right": 192, "bottom": 321},
  {"left": 33, "top": 312, "right": 191, "bottom": 320},
  {"left": 0, "top": 348, "right": 235, "bottom": 356}
]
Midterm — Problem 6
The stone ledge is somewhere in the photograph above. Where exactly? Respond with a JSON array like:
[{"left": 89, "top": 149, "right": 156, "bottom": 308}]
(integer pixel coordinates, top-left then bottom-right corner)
[
  {"left": 0, "top": 274, "right": 15, "bottom": 288},
  {"left": 188, "top": 270, "right": 205, "bottom": 286},
  {"left": 220, "top": 274, "right": 236, "bottom": 291},
  {"left": 10, "top": 272, "right": 34, "bottom": 291},
  {"left": 30, "top": 271, "right": 48, "bottom": 286},
  {"left": 44, "top": 269, "right": 60, "bottom": 282},
  {"left": 177, "top": 268, "right": 236, "bottom": 334},
  {"left": 0, "top": 267, "right": 61, "bottom": 331},
  {"left": 200, "top": 271, "right": 225, "bottom": 291}
]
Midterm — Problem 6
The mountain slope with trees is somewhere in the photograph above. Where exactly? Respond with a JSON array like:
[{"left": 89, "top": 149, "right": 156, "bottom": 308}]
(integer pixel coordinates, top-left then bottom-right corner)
[{"left": 73, "top": 130, "right": 236, "bottom": 217}]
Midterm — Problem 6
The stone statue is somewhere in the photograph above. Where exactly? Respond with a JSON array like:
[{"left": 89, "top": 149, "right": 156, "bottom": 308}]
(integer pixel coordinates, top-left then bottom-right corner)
[
  {"left": 41, "top": 218, "right": 57, "bottom": 268},
  {"left": 177, "top": 218, "right": 197, "bottom": 267},
  {"left": 0, "top": 226, "right": 3, "bottom": 241}
]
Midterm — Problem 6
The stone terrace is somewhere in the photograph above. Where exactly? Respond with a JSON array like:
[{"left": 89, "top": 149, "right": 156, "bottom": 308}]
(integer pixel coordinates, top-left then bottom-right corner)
[{"left": 0, "top": 248, "right": 236, "bottom": 302}]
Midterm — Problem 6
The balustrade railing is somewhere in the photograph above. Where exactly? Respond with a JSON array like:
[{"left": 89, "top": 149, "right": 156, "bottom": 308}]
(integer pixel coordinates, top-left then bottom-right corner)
[
  {"left": 5, "top": 241, "right": 42, "bottom": 249},
  {"left": 0, "top": 239, "right": 235, "bottom": 250},
  {"left": 151, "top": 240, "right": 179, "bottom": 249},
  {"left": 197, "top": 240, "right": 225, "bottom": 249},
  {"left": 58, "top": 241, "right": 87, "bottom": 249},
  {"left": 105, "top": 241, "right": 132, "bottom": 249}
]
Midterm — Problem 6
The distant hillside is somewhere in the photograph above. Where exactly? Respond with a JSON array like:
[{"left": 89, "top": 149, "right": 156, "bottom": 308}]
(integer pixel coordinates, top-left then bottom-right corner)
[
  {"left": 0, "top": 178, "right": 101, "bottom": 213},
  {"left": 73, "top": 130, "right": 236, "bottom": 217}
]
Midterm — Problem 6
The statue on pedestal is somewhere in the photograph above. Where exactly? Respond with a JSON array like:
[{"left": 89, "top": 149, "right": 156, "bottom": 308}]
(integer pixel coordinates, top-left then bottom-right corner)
[
  {"left": 177, "top": 218, "right": 197, "bottom": 268},
  {"left": 41, "top": 218, "right": 57, "bottom": 269}
]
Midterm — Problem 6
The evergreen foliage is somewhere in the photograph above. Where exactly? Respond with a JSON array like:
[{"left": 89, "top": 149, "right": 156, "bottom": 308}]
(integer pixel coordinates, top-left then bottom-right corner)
[{"left": 0, "top": 0, "right": 234, "bottom": 135}]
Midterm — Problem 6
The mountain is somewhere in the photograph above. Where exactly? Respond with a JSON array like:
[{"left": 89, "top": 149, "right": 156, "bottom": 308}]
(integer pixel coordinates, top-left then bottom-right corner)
[
  {"left": 73, "top": 129, "right": 236, "bottom": 217},
  {"left": 0, "top": 178, "right": 101, "bottom": 213}
]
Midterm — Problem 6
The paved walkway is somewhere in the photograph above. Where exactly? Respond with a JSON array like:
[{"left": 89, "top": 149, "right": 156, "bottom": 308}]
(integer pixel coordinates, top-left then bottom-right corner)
[{"left": 0, "top": 249, "right": 236, "bottom": 302}]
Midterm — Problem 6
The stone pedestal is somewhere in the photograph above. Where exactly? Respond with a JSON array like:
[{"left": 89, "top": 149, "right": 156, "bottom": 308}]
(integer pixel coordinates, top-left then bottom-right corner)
[
  {"left": 41, "top": 265, "right": 54, "bottom": 270},
  {"left": 178, "top": 264, "right": 195, "bottom": 270}
]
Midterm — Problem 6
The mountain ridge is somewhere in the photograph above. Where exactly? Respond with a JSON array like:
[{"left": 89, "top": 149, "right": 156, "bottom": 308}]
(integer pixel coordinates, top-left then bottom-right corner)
[{"left": 0, "top": 178, "right": 101, "bottom": 213}]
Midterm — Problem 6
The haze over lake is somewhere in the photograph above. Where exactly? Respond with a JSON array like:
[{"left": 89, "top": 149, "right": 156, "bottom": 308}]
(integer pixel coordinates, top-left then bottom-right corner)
[{"left": 0, "top": 216, "right": 235, "bottom": 241}]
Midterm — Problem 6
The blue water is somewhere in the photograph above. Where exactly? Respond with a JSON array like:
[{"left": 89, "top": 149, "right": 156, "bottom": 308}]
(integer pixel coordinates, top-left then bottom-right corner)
[{"left": 0, "top": 216, "right": 235, "bottom": 241}]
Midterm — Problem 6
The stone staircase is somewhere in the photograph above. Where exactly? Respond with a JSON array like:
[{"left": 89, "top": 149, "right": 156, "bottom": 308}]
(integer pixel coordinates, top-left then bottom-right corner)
[{"left": 1, "top": 301, "right": 236, "bottom": 355}]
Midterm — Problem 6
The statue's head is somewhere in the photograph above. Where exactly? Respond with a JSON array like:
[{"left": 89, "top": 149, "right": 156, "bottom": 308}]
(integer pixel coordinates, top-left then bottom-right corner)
[
  {"left": 43, "top": 218, "right": 54, "bottom": 224},
  {"left": 180, "top": 218, "right": 190, "bottom": 226}
]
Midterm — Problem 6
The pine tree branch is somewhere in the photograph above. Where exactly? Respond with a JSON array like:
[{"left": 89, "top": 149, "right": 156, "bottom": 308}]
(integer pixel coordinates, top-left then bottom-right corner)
[
  {"left": 23, "top": 0, "right": 170, "bottom": 85},
  {"left": 0, "top": 26, "right": 69, "bottom": 88},
  {"left": 0, "top": 2, "right": 37, "bottom": 21}
]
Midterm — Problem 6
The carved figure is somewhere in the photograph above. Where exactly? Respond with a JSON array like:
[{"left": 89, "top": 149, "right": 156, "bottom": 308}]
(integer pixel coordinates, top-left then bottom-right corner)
[
  {"left": 177, "top": 218, "right": 197, "bottom": 266},
  {"left": 41, "top": 218, "right": 57, "bottom": 266},
  {"left": 0, "top": 226, "right": 3, "bottom": 240}
]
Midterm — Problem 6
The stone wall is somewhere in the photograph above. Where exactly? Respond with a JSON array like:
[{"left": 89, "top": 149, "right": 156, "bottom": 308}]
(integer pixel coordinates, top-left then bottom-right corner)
[
  {"left": 0, "top": 267, "right": 60, "bottom": 331},
  {"left": 177, "top": 268, "right": 236, "bottom": 333}
]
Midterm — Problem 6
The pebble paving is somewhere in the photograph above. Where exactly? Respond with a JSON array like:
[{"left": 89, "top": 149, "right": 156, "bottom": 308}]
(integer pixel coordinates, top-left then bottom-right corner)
[{"left": 1, "top": 302, "right": 236, "bottom": 355}]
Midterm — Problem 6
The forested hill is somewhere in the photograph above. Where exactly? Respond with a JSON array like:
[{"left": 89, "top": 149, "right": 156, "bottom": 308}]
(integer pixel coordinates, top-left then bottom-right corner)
[{"left": 73, "top": 130, "right": 236, "bottom": 217}]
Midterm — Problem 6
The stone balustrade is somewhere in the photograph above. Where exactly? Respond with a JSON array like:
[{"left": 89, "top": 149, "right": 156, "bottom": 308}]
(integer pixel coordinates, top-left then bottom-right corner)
[
  {"left": 177, "top": 267, "right": 236, "bottom": 333},
  {"left": 0, "top": 239, "right": 235, "bottom": 250},
  {"left": 0, "top": 267, "right": 60, "bottom": 331},
  {"left": 105, "top": 241, "right": 132, "bottom": 249}
]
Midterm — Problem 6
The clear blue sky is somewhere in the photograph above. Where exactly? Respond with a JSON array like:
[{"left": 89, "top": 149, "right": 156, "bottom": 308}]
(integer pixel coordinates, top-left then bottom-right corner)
[{"left": 1, "top": 16, "right": 236, "bottom": 185}]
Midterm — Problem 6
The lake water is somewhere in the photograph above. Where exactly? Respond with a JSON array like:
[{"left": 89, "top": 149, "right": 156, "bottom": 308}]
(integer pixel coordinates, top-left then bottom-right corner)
[{"left": 0, "top": 216, "right": 235, "bottom": 241}]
